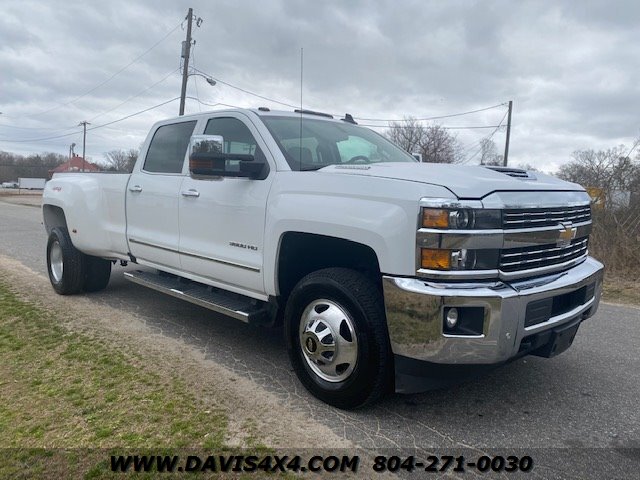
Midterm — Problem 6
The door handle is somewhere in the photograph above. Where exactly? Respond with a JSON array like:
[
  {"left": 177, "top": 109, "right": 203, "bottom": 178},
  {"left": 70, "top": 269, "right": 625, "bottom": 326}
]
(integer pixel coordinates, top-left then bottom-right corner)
[
  {"left": 129, "top": 185, "right": 143, "bottom": 193},
  {"left": 181, "top": 189, "right": 200, "bottom": 198}
]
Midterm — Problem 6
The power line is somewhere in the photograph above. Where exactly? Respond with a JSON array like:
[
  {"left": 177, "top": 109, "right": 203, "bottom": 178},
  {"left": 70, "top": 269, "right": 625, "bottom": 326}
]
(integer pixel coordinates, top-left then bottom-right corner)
[
  {"left": 0, "top": 98, "right": 180, "bottom": 144},
  {"left": 88, "top": 67, "right": 180, "bottom": 122},
  {"left": 461, "top": 110, "right": 509, "bottom": 164},
  {"left": 0, "top": 129, "right": 81, "bottom": 144},
  {"left": 181, "top": 61, "right": 508, "bottom": 124},
  {"left": 186, "top": 96, "right": 505, "bottom": 133},
  {"left": 465, "top": 109, "right": 509, "bottom": 164},
  {"left": 354, "top": 103, "right": 508, "bottom": 122},
  {"left": 191, "top": 44, "right": 202, "bottom": 113},
  {"left": 360, "top": 123, "right": 502, "bottom": 130},
  {"left": 622, "top": 134, "right": 640, "bottom": 159},
  {"left": 86, "top": 98, "right": 179, "bottom": 131},
  {"left": 186, "top": 96, "right": 243, "bottom": 110},
  {"left": 0, "top": 68, "right": 179, "bottom": 136},
  {"left": 0, "top": 123, "right": 77, "bottom": 131},
  {"left": 191, "top": 67, "right": 299, "bottom": 109},
  {"left": 5, "top": 22, "right": 182, "bottom": 119}
]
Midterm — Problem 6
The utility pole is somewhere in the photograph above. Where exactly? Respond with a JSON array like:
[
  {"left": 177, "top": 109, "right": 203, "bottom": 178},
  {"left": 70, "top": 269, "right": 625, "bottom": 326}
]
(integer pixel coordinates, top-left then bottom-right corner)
[
  {"left": 179, "top": 8, "right": 194, "bottom": 116},
  {"left": 78, "top": 121, "right": 90, "bottom": 172},
  {"left": 502, "top": 100, "right": 513, "bottom": 166}
]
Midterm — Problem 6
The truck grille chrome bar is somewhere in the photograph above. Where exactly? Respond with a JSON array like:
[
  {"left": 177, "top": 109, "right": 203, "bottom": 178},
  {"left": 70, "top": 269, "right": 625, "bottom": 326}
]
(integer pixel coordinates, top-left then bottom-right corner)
[
  {"left": 500, "top": 238, "right": 589, "bottom": 272},
  {"left": 503, "top": 205, "right": 591, "bottom": 229}
]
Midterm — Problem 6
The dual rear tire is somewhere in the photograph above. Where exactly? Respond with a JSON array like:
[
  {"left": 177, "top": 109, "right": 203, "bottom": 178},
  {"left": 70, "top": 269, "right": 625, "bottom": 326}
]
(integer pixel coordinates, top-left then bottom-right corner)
[{"left": 46, "top": 227, "right": 112, "bottom": 295}]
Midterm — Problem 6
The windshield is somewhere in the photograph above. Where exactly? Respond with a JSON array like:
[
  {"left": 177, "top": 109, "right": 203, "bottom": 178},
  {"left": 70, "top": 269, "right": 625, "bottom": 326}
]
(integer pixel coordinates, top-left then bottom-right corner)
[{"left": 260, "top": 115, "right": 417, "bottom": 171}]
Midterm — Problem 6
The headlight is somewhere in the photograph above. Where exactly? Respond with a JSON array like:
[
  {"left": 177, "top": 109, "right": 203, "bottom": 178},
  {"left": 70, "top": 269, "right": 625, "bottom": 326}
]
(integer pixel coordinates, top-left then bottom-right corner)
[
  {"left": 421, "top": 207, "right": 501, "bottom": 229},
  {"left": 417, "top": 199, "right": 502, "bottom": 276},
  {"left": 450, "top": 209, "right": 474, "bottom": 229}
]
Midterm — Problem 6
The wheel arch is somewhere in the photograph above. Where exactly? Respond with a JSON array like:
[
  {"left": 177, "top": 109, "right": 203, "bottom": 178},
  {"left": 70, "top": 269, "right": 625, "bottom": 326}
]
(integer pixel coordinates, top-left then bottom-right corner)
[
  {"left": 276, "top": 232, "right": 382, "bottom": 302},
  {"left": 43, "top": 204, "right": 68, "bottom": 235}
]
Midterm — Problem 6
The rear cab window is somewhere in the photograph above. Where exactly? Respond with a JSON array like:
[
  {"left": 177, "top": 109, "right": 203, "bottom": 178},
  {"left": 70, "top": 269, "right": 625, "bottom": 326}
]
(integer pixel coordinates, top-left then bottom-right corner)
[{"left": 143, "top": 121, "right": 197, "bottom": 173}]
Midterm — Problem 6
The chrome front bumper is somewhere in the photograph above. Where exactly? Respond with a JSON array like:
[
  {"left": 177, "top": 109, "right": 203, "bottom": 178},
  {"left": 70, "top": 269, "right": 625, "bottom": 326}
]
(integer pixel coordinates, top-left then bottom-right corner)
[{"left": 383, "top": 256, "right": 604, "bottom": 366}]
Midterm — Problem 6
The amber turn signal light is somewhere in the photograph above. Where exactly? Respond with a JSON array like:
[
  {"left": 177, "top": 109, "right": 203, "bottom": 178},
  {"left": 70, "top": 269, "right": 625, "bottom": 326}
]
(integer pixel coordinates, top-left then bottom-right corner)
[
  {"left": 421, "top": 248, "right": 451, "bottom": 270},
  {"left": 422, "top": 208, "right": 449, "bottom": 228}
]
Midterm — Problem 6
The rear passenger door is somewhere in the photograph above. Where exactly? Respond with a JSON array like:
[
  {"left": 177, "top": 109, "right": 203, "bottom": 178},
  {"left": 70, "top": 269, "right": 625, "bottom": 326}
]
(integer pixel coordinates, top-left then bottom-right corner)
[{"left": 126, "top": 120, "right": 196, "bottom": 271}]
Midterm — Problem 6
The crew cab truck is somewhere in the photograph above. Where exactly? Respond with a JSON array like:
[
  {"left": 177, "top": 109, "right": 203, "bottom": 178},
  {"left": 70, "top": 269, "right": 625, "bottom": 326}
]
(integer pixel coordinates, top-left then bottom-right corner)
[{"left": 42, "top": 108, "right": 604, "bottom": 409}]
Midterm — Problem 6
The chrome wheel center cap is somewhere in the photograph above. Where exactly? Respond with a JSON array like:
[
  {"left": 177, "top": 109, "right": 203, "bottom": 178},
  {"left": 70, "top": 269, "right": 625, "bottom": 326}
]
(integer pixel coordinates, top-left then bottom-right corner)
[
  {"left": 302, "top": 331, "right": 326, "bottom": 358},
  {"left": 305, "top": 335, "right": 318, "bottom": 353},
  {"left": 299, "top": 299, "right": 358, "bottom": 383}
]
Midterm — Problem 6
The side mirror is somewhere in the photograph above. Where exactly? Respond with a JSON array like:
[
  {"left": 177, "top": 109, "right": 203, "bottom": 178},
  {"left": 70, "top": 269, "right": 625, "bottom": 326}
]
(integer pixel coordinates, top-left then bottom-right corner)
[
  {"left": 189, "top": 134, "right": 224, "bottom": 177},
  {"left": 188, "top": 134, "right": 265, "bottom": 179}
]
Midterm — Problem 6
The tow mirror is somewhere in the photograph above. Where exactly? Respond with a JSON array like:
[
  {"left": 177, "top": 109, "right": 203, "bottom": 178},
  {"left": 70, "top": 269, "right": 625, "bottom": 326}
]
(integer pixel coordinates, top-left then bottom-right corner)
[{"left": 188, "top": 134, "right": 265, "bottom": 179}]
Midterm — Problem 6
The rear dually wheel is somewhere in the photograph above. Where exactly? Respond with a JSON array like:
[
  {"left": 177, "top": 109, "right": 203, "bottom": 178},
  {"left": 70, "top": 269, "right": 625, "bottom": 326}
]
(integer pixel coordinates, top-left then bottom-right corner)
[{"left": 46, "top": 227, "right": 85, "bottom": 295}]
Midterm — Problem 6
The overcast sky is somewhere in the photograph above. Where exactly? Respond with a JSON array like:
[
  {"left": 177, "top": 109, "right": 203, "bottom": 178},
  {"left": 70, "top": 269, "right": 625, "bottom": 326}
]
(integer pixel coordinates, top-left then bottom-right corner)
[{"left": 1, "top": 0, "right": 638, "bottom": 171}]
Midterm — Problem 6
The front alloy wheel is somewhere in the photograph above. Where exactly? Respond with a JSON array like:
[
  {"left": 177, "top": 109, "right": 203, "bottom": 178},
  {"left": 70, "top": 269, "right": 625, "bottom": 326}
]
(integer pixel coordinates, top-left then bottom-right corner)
[{"left": 285, "top": 268, "right": 392, "bottom": 409}]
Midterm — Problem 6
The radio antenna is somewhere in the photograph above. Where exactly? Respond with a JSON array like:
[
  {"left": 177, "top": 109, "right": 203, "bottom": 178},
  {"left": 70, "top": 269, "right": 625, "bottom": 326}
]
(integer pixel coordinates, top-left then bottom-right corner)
[{"left": 299, "top": 47, "right": 303, "bottom": 172}]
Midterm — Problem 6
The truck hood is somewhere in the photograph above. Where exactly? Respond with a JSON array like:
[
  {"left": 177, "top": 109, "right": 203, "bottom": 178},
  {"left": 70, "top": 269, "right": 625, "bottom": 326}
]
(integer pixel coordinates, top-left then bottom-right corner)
[{"left": 319, "top": 163, "right": 583, "bottom": 199}]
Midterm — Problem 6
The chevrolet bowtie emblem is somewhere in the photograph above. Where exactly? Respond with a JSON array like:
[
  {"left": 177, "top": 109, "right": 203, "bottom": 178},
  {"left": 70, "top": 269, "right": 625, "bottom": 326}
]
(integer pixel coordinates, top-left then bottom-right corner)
[{"left": 557, "top": 223, "right": 577, "bottom": 246}]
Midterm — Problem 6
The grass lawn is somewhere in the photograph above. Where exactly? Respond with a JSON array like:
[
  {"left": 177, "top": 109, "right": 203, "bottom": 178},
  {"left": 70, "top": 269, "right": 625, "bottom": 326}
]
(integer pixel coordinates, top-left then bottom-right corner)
[{"left": 0, "top": 281, "right": 229, "bottom": 478}]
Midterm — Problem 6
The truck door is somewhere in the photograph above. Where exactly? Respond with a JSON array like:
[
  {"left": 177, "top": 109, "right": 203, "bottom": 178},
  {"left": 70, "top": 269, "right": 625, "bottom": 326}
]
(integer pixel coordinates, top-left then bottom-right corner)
[
  {"left": 126, "top": 120, "right": 196, "bottom": 271},
  {"left": 178, "top": 115, "right": 273, "bottom": 296}
]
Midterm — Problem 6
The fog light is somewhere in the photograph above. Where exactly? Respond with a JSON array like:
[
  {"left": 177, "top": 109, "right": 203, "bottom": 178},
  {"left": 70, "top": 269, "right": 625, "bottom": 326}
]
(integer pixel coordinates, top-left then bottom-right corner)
[{"left": 445, "top": 308, "right": 459, "bottom": 329}]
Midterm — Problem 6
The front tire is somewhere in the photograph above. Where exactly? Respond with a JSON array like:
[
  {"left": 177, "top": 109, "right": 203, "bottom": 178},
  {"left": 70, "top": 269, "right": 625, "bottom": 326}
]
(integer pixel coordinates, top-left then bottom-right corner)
[
  {"left": 285, "top": 268, "right": 392, "bottom": 409},
  {"left": 47, "top": 227, "right": 85, "bottom": 295}
]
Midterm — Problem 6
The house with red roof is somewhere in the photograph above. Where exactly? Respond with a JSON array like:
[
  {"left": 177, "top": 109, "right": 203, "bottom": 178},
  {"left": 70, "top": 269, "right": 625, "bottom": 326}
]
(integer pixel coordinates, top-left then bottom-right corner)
[{"left": 48, "top": 156, "right": 101, "bottom": 178}]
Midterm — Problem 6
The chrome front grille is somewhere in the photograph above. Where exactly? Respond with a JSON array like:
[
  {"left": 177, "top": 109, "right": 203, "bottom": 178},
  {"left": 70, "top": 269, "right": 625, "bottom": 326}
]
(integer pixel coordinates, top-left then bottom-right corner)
[
  {"left": 503, "top": 205, "right": 591, "bottom": 229},
  {"left": 500, "top": 237, "right": 589, "bottom": 273}
]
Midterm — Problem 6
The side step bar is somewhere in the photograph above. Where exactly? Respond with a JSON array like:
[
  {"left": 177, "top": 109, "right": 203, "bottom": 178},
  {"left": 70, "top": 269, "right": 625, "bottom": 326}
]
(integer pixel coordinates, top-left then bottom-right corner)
[{"left": 124, "top": 270, "right": 269, "bottom": 323}]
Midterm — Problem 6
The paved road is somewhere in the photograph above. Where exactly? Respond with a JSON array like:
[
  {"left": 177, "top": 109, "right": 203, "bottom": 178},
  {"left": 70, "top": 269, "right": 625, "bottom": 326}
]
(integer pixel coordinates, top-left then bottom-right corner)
[{"left": 1, "top": 200, "right": 638, "bottom": 477}]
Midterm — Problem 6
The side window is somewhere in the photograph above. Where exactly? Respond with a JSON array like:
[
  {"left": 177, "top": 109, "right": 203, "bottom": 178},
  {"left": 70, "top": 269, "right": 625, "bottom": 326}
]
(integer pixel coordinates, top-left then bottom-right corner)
[
  {"left": 204, "top": 117, "right": 261, "bottom": 172},
  {"left": 143, "top": 121, "right": 197, "bottom": 173}
]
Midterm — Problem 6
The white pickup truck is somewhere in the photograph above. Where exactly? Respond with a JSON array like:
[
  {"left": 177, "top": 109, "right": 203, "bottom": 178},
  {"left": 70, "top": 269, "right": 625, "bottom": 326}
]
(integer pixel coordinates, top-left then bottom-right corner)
[{"left": 42, "top": 108, "right": 604, "bottom": 409}]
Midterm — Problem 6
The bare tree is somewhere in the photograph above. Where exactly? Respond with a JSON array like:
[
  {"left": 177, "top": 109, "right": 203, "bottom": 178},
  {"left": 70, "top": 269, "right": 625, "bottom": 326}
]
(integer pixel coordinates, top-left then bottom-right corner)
[
  {"left": 104, "top": 149, "right": 138, "bottom": 172},
  {"left": 479, "top": 138, "right": 502, "bottom": 166},
  {"left": 420, "top": 124, "right": 463, "bottom": 164},
  {"left": 386, "top": 116, "right": 425, "bottom": 154},
  {"left": 556, "top": 139, "right": 640, "bottom": 277},
  {"left": 557, "top": 144, "right": 639, "bottom": 195},
  {"left": 385, "top": 119, "right": 463, "bottom": 163}
]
